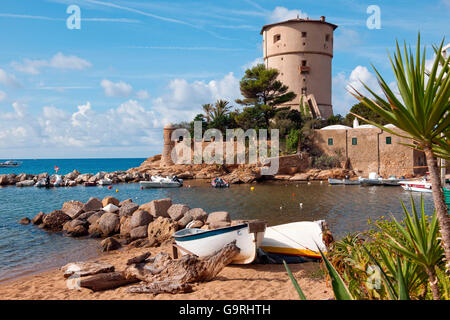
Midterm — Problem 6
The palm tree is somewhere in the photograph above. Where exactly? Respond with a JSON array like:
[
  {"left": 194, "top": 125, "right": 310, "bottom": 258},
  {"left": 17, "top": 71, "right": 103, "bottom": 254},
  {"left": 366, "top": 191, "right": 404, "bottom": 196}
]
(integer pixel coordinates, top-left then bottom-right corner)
[
  {"left": 202, "top": 103, "right": 214, "bottom": 123},
  {"left": 211, "top": 99, "right": 232, "bottom": 122},
  {"left": 350, "top": 35, "right": 450, "bottom": 270}
]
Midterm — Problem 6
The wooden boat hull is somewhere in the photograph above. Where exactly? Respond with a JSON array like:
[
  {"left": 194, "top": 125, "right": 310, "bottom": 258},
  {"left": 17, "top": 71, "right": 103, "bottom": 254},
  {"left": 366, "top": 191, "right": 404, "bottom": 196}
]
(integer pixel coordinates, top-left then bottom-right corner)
[
  {"left": 260, "top": 221, "right": 327, "bottom": 259},
  {"left": 174, "top": 224, "right": 265, "bottom": 264}
]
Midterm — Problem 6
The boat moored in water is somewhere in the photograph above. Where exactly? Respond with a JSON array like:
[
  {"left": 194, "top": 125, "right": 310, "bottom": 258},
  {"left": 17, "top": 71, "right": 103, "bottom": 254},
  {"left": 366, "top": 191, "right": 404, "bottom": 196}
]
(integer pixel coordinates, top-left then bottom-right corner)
[
  {"left": 173, "top": 221, "right": 266, "bottom": 264},
  {"left": 211, "top": 177, "right": 229, "bottom": 188},
  {"left": 140, "top": 175, "right": 183, "bottom": 188},
  {"left": 0, "top": 160, "right": 22, "bottom": 167},
  {"left": 328, "top": 178, "right": 360, "bottom": 185},
  {"left": 400, "top": 179, "right": 432, "bottom": 193}
]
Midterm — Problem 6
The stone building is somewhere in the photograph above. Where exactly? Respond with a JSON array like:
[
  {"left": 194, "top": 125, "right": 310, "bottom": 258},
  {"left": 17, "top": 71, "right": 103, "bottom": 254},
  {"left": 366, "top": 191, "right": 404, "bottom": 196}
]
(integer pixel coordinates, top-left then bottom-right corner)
[
  {"left": 261, "top": 16, "right": 337, "bottom": 119},
  {"left": 312, "top": 124, "right": 427, "bottom": 177}
]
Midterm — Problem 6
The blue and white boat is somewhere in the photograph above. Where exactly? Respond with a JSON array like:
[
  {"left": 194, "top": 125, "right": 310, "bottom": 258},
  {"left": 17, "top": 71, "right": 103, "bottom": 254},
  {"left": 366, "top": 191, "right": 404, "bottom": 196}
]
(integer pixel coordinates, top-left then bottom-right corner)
[{"left": 173, "top": 222, "right": 266, "bottom": 264}]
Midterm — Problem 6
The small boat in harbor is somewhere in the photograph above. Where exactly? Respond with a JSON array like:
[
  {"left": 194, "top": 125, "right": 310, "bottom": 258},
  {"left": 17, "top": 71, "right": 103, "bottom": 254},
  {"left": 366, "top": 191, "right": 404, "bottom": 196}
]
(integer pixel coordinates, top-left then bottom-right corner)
[
  {"left": 260, "top": 221, "right": 328, "bottom": 259},
  {"left": 211, "top": 177, "right": 229, "bottom": 188},
  {"left": 83, "top": 181, "right": 97, "bottom": 187},
  {"left": 328, "top": 178, "right": 360, "bottom": 185},
  {"left": 173, "top": 221, "right": 266, "bottom": 264},
  {"left": 140, "top": 175, "right": 183, "bottom": 188},
  {"left": 400, "top": 179, "right": 432, "bottom": 193},
  {"left": 0, "top": 160, "right": 22, "bottom": 168},
  {"left": 359, "top": 172, "right": 402, "bottom": 186}
]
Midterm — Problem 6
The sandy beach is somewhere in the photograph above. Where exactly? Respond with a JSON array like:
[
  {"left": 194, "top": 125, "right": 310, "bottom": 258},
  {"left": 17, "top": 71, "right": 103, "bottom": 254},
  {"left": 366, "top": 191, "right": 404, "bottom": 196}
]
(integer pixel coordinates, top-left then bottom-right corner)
[{"left": 0, "top": 243, "right": 332, "bottom": 300}]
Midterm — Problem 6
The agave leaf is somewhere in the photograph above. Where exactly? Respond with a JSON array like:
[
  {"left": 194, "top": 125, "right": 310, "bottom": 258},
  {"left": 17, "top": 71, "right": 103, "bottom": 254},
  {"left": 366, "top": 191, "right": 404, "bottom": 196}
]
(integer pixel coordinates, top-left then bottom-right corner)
[{"left": 283, "top": 260, "right": 307, "bottom": 300}]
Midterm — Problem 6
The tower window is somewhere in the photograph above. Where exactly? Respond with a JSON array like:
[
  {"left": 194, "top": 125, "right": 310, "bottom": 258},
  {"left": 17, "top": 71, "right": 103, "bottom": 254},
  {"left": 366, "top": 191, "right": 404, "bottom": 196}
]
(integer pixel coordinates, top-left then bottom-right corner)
[
  {"left": 352, "top": 138, "right": 358, "bottom": 146},
  {"left": 386, "top": 137, "right": 392, "bottom": 144},
  {"left": 325, "top": 34, "right": 330, "bottom": 41},
  {"left": 328, "top": 138, "right": 334, "bottom": 146},
  {"left": 301, "top": 32, "right": 307, "bottom": 38},
  {"left": 273, "top": 34, "right": 281, "bottom": 43}
]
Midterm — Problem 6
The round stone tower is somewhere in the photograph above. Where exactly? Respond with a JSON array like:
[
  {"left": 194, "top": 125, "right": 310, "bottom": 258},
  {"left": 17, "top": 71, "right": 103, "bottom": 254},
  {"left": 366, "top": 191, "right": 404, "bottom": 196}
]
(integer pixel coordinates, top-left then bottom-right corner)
[
  {"left": 160, "top": 123, "right": 176, "bottom": 167},
  {"left": 261, "top": 16, "right": 337, "bottom": 119}
]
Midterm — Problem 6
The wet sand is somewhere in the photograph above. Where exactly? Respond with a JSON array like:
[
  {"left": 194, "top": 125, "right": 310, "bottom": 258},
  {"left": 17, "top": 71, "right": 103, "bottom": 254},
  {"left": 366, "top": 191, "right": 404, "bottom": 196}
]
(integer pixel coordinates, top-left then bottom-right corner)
[{"left": 0, "top": 243, "right": 332, "bottom": 300}]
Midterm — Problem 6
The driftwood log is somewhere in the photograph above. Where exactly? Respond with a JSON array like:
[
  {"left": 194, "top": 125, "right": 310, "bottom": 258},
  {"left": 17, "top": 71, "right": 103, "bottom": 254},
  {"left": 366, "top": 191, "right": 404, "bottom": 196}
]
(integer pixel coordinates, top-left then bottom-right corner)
[
  {"left": 79, "top": 271, "right": 139, "bottom": 291},
  {"left": 125, "top": 241, "right": 240, "bottom": 294}
]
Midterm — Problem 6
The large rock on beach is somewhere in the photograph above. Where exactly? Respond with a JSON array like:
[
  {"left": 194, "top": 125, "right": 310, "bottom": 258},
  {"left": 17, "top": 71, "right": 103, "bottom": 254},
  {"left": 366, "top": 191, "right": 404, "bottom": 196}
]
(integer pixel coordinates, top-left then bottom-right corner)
[
  {"left": 83, "top": 197, "right": 103, "bottom": 212},
  {"left": 206, "top": 211, "right": 231, "bottom": 229},
  {"left": 31, "top": 212, "right": 46, "bottom": 225},
  {"left": 177, "top": 214, "right": 193, "bottom": 229},
  {"left": 87, "top": 211, "right": 104, "bottom": 225},
  {"left": 63, "top": 220, "right": 89, "bottom": 237},
  {"left": 77, "top": 211, "right": 97, "bottom": 221},
  {"left": 62, "top": 201, "right": 85, "bottom": 219},
  {"left": 167, "top": 204, "right": 190, "bottom": 221},
  {"left": 140, "top": 198, "right": 172, "bottom": 218},
  {"left": 119, "top": 199, "right": 133, "bottom": 207},
  {"left": 119, "top": 202, "right": 139, "bottom": 217},
  {"left": 42, "top": 210, "right": 71, "bottom": 231},
  {"left": 102, "top": 196, "right": 119, "bottom": 207},
  {"left": 119, "top": 217, "right": 132, "bottom": 238},
  {"left": 130, "top": 226, "right": 148, "bottom": 240},
  {"left": 186, "top": 208, "right": 208, "bottom": 222},
  {"left": 101, "top": 237, "right": 121, "bottom": 252},
  {"left": 129, "top": 210, "right": 153, "bottom": 229},
  {"left": 147, "top": 217, "right": 178, "bottom": 245},
  {"left": 0, "top": 174, "right": 16, "bottom": 185},
  {"left": 97, "top": 212, "right": 120, "bottom": 237}
]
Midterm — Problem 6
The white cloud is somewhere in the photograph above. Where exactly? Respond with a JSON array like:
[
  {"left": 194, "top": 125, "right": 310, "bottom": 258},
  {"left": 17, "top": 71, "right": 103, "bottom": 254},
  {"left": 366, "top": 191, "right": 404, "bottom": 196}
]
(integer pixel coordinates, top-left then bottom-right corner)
[
  {"left": 100, "top": 79, "right": 133, "bottom": 98},
  {"left": 332, "top": 66, "right": 383, "bottom": 115},
  {"left": 0, "top": 69, "right": 21, "bottom": 87},
  {"left": 11, "top": 52, "right": 91, "bottom": 75},
  {"left": 136, "top": 89, "right": 150, "bottom": 100},
  {"left": 0, "top": 90, "right": 6, "bottom": 101},
  {"left": 268, "top": 7, "right": 307, "bottom": 23},
  {"left": 242, "top": 57, "right": 263, "bottom": 70},
  {"left": 334, "top": 28, "right": 361, "bottom": 52}
]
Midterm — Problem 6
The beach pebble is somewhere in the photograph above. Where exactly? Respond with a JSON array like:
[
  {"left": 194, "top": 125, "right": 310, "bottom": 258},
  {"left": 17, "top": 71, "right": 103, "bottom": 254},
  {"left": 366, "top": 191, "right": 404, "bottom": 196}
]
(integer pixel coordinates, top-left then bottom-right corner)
[
  {"left": 62, "top": 201, "right": 85, "bottom": 219},
  {"left": 42, "top": 210, "right": 71, "bottom": 231},
  {"left": 119, "top": 202, "right": 139, "bottom": 217},
  {"left": 177, "top": 214, "right": 193, "bottom": 229},
  {"left": 185, "top": 208, "right": 208, "bottom": 222},
  {"left": 206, "top": 211, "right": 231, "bottom": 229},
  {"left": 119, "top": 198, "right": 133, "bottom": 207},
  {"left": 97, "top": 212, "right": 120, "bottom": 237}
]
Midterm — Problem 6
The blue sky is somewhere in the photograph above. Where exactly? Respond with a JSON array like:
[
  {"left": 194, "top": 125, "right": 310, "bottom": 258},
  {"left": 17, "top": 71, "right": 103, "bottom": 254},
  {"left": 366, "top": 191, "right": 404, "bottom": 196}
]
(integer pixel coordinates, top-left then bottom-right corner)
[{"left": 0, "top": 0, "right": 449, "bottom": 158}]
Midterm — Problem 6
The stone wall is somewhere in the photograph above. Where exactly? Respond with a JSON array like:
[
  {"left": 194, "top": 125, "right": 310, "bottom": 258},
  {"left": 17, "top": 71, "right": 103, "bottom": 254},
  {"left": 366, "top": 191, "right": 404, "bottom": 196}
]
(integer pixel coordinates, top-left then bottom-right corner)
[{"left": 312, "top": 127, "right": 425, "bottom": 177}]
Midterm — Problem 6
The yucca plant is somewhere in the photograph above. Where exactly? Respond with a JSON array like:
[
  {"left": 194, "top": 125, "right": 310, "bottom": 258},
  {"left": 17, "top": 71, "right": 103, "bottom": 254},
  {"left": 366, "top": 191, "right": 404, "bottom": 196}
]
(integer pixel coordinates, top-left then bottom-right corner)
[
  {"left": 381, "top": 196, "right": 444, "bottom": 300},
  {"left": 349, "top": 34, "right": 450, "bottom": 268}
]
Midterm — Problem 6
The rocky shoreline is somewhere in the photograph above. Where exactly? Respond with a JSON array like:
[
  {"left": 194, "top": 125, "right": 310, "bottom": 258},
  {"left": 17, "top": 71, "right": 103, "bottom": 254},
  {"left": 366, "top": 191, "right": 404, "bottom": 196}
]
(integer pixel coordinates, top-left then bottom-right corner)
[
  {"left": 1, "top": 153, "right": 359, "bottom": 188},
  {"left": 21, "top": 195, "right": 244, "bottom": 253}
]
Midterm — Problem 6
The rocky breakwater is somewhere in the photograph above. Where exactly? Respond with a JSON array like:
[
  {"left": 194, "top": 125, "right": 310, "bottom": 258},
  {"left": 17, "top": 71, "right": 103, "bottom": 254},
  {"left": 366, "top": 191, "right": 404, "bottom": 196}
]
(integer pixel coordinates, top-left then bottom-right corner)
[
  {"left": 0, "top": 170, "right": 150, "bottom": 188},
  {"left": 128, "top": 153, "right": 360, "bottom": 184},
  {"left": 23, "top": 196, "right": 240, "bottom": 253}
]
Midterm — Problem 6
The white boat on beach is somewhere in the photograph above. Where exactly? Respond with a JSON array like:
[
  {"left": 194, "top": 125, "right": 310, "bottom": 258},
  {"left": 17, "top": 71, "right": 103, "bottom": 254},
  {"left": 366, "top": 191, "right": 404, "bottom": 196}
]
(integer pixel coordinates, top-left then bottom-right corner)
[
  {"left": 260, "top": 221, "right": 328, "bottom": 259},
  {"left": 359, "top": 172, "right": 402, "bottom": 186},
  {"left": 173, "top": 221, "right": 266, "bottom": 264},
  {"left": 140, "top": 175, "right": 183, "bottom": 188}
]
